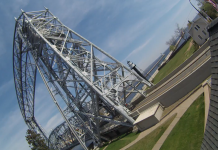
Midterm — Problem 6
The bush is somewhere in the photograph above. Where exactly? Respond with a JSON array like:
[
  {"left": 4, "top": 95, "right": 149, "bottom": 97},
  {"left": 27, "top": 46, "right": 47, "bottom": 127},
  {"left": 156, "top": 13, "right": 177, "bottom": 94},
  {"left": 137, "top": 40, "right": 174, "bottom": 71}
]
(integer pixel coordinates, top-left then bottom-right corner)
[{"left": 192, "top": 40, "right": 199, "bottom": 52}]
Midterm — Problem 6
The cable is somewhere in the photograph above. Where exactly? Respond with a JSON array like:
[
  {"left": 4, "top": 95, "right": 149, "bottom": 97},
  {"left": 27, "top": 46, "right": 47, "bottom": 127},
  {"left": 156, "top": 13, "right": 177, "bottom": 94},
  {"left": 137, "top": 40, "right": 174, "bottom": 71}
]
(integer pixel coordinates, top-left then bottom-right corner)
[{"left": 182, "top": 6, "right": 193, "bottom": 28}]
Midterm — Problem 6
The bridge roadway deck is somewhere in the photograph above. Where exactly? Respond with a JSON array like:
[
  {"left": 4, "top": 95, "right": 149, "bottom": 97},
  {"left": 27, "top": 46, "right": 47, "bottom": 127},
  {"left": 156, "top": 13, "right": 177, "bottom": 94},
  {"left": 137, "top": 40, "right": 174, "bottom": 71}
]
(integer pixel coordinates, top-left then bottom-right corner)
[{"left": 130, "top": 41, "right": 211, "bottom": 118}]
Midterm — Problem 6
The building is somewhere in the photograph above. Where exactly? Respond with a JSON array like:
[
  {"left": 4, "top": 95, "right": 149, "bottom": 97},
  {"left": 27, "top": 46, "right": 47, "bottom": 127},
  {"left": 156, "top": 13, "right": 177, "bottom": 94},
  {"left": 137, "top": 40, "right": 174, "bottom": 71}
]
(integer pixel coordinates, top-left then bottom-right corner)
[
  {"left": 188, "top": 17, "right": 209, "bottom": 46},
  {"left": 133, "top": 103, "right": 164, "bottom": 131}
]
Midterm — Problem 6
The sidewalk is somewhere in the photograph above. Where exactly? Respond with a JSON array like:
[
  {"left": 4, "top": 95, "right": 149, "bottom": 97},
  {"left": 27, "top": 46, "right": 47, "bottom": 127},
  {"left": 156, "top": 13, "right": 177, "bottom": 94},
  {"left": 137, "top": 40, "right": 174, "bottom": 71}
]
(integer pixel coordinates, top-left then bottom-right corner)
[{"left": 121, "top": 86, "right": 204, "bottom": 150}]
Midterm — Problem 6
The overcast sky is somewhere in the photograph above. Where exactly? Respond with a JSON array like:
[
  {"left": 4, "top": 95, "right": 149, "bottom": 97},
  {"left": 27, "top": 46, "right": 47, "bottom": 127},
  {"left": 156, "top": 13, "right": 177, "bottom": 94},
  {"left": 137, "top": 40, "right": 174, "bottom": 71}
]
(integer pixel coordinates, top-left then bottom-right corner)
[{"left": 0, "top": 0, "right": 199, "bottom": 149}]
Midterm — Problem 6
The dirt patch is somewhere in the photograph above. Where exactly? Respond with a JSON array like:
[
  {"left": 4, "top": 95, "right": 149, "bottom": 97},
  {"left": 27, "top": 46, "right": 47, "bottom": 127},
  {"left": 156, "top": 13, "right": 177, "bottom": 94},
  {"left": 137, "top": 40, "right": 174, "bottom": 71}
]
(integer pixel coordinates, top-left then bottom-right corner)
[{"left": 185, "top": 40, "right": 193, "bottom": 53}]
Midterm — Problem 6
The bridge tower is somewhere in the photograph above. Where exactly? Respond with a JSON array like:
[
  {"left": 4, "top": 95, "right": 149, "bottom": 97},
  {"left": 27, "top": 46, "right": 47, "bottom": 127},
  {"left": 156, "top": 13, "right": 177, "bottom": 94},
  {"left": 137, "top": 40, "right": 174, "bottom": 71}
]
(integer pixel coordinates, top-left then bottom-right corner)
[{"left": 13, "top": 8, "right": 151, "bottom": 150}]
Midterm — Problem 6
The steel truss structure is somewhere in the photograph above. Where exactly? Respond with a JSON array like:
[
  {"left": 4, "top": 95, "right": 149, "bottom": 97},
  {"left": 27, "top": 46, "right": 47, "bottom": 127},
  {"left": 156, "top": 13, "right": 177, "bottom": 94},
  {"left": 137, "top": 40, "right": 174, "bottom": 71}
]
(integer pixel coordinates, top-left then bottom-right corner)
[{"left": 13, "top": 8, "right": 151, "bottom": 150}]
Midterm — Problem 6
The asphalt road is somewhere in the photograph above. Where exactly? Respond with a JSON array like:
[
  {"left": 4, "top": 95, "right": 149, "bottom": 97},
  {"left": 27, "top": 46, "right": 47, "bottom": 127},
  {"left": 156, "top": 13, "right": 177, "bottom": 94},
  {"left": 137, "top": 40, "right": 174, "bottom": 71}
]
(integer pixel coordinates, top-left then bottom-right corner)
[{"left": 130, "top": 44, "right": 211, "bottom": 118}]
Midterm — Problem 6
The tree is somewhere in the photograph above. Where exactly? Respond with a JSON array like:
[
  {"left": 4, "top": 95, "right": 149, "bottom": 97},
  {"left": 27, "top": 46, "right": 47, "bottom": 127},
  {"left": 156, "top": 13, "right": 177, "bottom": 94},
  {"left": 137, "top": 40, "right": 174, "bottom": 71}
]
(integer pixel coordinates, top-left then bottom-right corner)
[
  {"left": 196, "top": 0, "right": 204, "bottom": 6},
  {"left": 175, "top": 23, "right": 187, "bottom": 41},
  {"left": 166, "top": 35, "right": 177, "bottom": 52},
  {"left": 166, "top": 23, "right": 188, "bottom": 46},
  {"left": 169, "top": 45, "right": 176, "bottom": 51},
  {"left": 26, "top": 129, "right": 49, "bottom": 150},
  {"left": 201, "top": 2, "right": 218, "bottom": 20},
  {"left": 196, "top": 0, "right": 218, "bottom": 20},
  {"left": 166, "top": 35, "right": 176, "bottom": 46},
  {"left": 192, "top": 40, "right": 200, "bottom": 51}
]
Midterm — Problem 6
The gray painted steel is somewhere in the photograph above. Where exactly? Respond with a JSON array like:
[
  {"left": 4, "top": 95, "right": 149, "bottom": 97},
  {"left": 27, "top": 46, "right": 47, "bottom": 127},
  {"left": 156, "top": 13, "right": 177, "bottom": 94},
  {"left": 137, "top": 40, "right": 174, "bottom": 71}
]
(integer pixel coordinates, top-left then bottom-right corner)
[
  {"left": 201, "top": 18, "right": 218, "bottom": 150},
  {"left": 13, "top": 8, "right": 151, "bottom": 150}
]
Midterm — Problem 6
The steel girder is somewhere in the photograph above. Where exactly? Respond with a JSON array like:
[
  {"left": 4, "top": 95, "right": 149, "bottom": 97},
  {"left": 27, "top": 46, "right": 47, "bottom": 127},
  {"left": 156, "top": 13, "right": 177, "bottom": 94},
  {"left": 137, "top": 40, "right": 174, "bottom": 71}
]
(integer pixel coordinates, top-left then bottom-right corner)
[
  {"left": 13, "top": 8, "right": 151, "bottom": 150},
  {"left": 13, "top": 13, "right": 49, "bottom": 141},
  {"left": 48, "top": 115, "right": 92, "bottom": 150}
]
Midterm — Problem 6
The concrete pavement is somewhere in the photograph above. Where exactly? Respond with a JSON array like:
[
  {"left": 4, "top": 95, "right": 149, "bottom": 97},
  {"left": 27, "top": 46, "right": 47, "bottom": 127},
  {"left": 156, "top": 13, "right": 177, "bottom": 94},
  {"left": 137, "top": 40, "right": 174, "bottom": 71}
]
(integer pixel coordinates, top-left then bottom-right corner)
[
  {"left": 121, "top": 84, "right": 205, "bottom": 150},
  {"left": 131, "top": 45, "right": 211, "bottom": 119},
  {"left": 152, "top": 86, "right": 205, "bottom": 150},
  {"left": 202, "top": 79, "right": 211, "bottom": 132}
]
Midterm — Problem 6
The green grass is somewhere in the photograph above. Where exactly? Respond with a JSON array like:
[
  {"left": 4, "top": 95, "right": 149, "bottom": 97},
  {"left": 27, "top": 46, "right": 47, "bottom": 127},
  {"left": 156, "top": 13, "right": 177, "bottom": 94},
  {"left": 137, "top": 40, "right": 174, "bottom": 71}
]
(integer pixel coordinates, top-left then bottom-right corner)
[
  {"left": 160, "top": 94, "right": 205, "bottom": 150},
  {"left": 126, "top": 114, "right": 177, "bottom": 150},
  {"left": 99, "top": 146, "right": 106, "bottom": 150},
  {"left": 153, "top": 38, "right": 196, "bottom": 84},
  {"left": 103, "top": 132, "right": 140, "bottom": 150}
]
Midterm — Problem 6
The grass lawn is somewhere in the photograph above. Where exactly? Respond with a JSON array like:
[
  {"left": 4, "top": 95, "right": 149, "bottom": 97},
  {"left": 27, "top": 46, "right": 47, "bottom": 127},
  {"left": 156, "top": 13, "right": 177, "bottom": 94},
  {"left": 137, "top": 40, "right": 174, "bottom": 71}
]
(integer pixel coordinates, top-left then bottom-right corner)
[
  {"left": 99, "top": 146, "right": 106, "bottom": 150},
  {"left": 99, "top": 147, "right": 105, "bottom": 150},
  {"left": 153, "top": 38, "right": 196, "bottom": 84},
  {"left": 126, "top": 114, "right": 176, "bottom": 150},
  {"left": 103, "top": 132, "right": 140, "bottom": 150},
  {"left": 160, "top": 94, "right": 205, "bottom": 150}
]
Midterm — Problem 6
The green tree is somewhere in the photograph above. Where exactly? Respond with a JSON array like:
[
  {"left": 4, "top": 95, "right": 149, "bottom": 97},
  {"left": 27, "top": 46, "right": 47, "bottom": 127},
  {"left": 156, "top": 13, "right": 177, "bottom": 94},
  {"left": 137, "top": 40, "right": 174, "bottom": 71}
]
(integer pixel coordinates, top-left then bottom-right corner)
[
  {"left": 169, "top": 45, "right": 176, "bottom": 51},
  {"left": 192, "top": 40, "right": 199, "bottom": 51},
  {"left": 26, "top": 129, "right": 49, "bottom": 150},
  {"left": 201, "top": 1, "right": 218, "bottom": 20}
]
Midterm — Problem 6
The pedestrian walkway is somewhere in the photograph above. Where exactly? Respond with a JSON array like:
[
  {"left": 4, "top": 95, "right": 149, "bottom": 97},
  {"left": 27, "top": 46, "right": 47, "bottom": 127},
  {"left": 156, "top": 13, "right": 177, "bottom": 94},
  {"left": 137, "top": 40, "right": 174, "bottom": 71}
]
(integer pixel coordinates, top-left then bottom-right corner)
[{"left": 121, "top": 86, "right": 204, "bottom": 150}]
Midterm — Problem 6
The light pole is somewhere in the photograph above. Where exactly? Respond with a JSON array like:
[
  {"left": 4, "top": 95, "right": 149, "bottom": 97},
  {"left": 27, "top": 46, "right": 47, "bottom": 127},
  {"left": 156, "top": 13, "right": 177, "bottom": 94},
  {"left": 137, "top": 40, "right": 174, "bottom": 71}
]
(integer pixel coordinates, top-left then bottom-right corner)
[{"left": 189, "top": 0, "right": 208, "bottom": 20}]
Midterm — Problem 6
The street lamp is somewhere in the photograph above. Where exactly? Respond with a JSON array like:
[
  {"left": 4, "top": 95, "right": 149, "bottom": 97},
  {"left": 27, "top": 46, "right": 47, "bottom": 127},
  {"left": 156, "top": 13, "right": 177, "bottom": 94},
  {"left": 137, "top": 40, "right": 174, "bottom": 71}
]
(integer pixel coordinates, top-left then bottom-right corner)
[{"left": 189, "top": 0, "right": 208, "bottom": 20}]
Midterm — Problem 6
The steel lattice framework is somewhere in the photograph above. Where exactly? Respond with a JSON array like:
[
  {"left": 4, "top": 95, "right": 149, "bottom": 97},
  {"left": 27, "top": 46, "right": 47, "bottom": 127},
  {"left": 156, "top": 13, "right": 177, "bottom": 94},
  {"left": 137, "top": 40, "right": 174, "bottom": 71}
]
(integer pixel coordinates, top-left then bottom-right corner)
[{"left": 13, "top": 8, "right": 151, "bottom": 150}]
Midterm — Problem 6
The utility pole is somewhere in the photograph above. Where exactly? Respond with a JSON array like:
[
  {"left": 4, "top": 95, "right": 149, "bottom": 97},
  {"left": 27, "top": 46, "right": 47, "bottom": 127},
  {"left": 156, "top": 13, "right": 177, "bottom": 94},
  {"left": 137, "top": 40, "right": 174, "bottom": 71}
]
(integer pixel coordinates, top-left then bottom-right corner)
[{"left": 189, "top": 0, "right": 208, "bottom": 20}]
